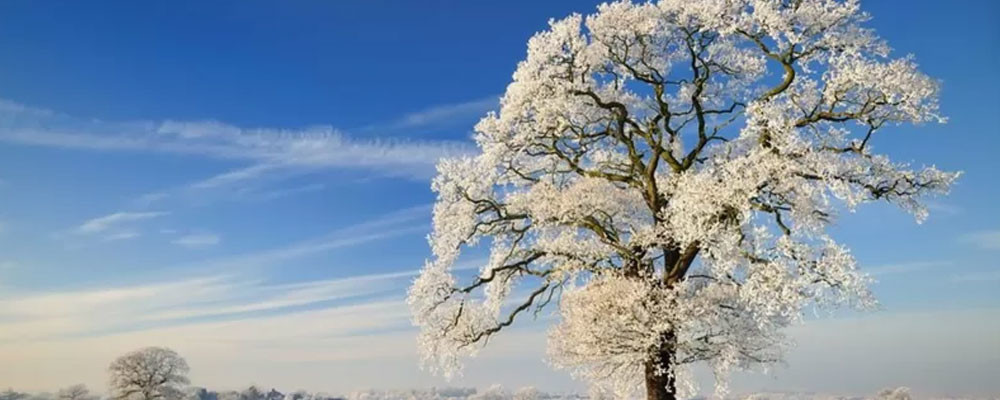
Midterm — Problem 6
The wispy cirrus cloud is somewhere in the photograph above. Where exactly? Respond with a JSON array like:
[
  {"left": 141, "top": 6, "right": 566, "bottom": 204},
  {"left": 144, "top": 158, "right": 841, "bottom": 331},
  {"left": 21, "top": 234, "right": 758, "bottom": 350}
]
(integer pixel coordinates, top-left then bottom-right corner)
[
  {"left": 866, "top": 261, "right": 952, "bottom": 276},
  {"left": 172, "top": 232, "right": 222, "bottom": 248},
  {"left": 0, "top": 203, "right": 467, "bottom": 348},
  {"left": 0, "top": 99, "right": 475, "bottom": 183},
  {"left": 90, "top": 205, "right": 426, "bottom": 296},
  {"left": 367, "top": 95, "right": 499, "bottom": 132},
  {"left": 188, "top": 163, "right": 282, "bottom": 190},
  {"left": 924, "top": 200, "right": 962, "bottom": 216},
  {"left": 0, "top": 270, "right": 413, "bottom": 343},
  {"left": 951, "top": 270, "right": 1000, "bottom": 283},
  {"left": 74, "top": 211, "right": 169, "bottom": 236},
  {"left": 0, "top": 97, "right": 482, "bottom": 208},
  {"left": 103, "top": 231, "right": 142, "bottom": 241},
  {"left": 0, "top": 298, "right": 432, "bottom": 393},
  {"left": 250, "top": 183, "right": 327, "bottom": 202},
  {"left": 960, "top": 230, "right": 1000, "bottom": 251},
  {"left": 138, "top": 270, "right": 417, "bottom": 323},
  {"left": 0, "top": 206, "right": 438, "bottom": 343}
]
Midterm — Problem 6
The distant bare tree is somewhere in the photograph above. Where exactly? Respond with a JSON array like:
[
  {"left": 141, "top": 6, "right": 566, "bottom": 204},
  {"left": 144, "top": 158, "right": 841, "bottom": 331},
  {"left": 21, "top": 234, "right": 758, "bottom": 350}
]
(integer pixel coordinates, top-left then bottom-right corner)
[
  {"left": 874, "top": 387, "right": 912, "bottom": 400},
  {"left": 57, "top": 385, "right": 96, "bottom": 400},
  {"left": 109, "top": 347, "right": 190, "bottom": 400},
  {"left": 512, "top": 388, "right": 540, "bottom": 400},
  {"left": 0, "top": 389, "right": 28, "bottom": 400},
  {"left": 237, "top": 387, "right": 263, "bottom": 400}
]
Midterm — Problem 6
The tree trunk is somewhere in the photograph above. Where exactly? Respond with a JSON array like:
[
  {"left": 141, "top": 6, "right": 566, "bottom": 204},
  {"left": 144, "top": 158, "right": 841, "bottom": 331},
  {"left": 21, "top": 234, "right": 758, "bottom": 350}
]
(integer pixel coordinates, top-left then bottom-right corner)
[{"left": 644, "top": 330, "right": 677, "bottom": 400}]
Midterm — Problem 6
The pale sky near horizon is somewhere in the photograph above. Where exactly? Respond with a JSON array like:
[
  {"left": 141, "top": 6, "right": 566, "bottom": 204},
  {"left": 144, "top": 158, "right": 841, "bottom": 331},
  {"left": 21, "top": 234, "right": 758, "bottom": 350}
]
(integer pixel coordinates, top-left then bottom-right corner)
[{"left": 0, "top": 1, "right": 998, "bottom": 398}]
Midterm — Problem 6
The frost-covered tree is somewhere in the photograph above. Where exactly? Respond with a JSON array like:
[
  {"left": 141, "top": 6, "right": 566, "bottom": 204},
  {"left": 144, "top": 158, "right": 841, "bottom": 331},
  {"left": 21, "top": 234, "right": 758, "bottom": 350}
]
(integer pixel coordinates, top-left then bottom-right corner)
[
  {"left": 109, "top": 347, "right": 190, "bottom": 400},
  {"left": 0, "top": 390, "right": 28, "bottom": 400},
  {"left": 57, "top": 385, "right": 96, "bottom": 400},
  {"left": 872, "top": 387, "right": 911, "bottom": 400},
  {"left": 512, "top": 388, "right": 540, "bottom": 400},
  {"left": 408, "top": 0, "right": 958, "bottom": 399},
  {"left": 237, "top": 387, "right": 264, "bottom": 400},
  {"left": 468, "top": 386, "right": 508, "bottom": 400},
  {"left": 185, "top": 388, "right": 219, "bottom": 400},
  {"left": 264, "top": 389, "right": 284, "bottom": 400}
]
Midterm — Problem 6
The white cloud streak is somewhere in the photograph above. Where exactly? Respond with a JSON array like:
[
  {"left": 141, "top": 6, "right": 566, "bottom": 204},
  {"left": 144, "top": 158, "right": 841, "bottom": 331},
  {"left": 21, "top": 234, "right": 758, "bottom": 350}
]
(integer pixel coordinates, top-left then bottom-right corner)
[
  {"left": 139, "top": 271, "right": 415, "bottom": 323},
  {"left": 189, "top": 164, "right": 282, "bottom": 190},
  {"left": 172, "top": 233, "right": 222, "bottom": 248},
  {"left": 75, "top": 211, "right": 169, "bottom": 234},
  {"left": 866, "top": 261, "right": 952, "bottom": 276},
  {"left": 176, "top": 206, "right": 430, "bottom": 276},
  {"left": 960, "top": 230, "right": 1000, "bottom": 251},
  {"left": 103, "top": 231, "right": 141, "bottom": 241},
  {"left": 0, "top": 99, "right": 475, "bottom": 182},
  {"left": 0, "top": 205, "right": 435, "bottom": 343},
  {"left": 924, "top": 200, "right": 962, "bottom": 216},
  {"left": 0, "top": 269, "right": 416, "bottom": 343},
  {"left": 250, "top": 183, "right": 327, "bottom": 202},
  {"left": 951, "top": 270, "right": 1000, "bottom": 283},
  {"left": 0, "top": 97, "right": 483, "bottom": 209},
  {"left": 371, "top": 96, "right": 499, "bottom": 132}
]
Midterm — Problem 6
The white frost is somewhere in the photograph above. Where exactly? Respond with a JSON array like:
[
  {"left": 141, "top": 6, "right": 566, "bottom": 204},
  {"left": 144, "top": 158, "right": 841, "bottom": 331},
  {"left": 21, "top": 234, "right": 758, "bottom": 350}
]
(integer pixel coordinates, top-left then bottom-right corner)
[{"left": 408, "top": 0, "right": 957, "bottom": 398}]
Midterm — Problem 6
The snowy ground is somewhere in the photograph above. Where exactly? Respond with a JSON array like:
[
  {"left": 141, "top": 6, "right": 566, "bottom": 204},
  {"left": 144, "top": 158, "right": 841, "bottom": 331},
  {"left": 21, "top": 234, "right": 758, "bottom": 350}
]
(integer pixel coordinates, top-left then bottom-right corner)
[{"left": 347, "top": 386, "right": 997, "bottom": 400}]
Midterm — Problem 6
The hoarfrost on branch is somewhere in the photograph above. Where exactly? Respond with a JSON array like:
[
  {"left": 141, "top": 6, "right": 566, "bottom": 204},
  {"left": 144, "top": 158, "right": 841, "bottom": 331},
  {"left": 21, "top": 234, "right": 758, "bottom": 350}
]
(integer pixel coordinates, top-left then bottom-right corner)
[{"left": 408, "top": 0, "right": 957, "bottom": 397}]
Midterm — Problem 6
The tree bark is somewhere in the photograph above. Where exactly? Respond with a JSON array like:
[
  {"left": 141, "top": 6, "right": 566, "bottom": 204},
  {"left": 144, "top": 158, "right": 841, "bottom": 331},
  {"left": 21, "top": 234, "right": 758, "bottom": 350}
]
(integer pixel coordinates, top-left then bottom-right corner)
[{"left": 644, "top": 330, "right": 678, "bottom": 400}]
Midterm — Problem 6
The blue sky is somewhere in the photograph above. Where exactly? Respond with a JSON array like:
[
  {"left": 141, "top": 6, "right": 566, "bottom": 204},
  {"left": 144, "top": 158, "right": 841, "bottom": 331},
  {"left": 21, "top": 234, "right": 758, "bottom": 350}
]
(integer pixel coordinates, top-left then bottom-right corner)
[{"left": 0, "top": 0, "right": 998, "bottom": 397}]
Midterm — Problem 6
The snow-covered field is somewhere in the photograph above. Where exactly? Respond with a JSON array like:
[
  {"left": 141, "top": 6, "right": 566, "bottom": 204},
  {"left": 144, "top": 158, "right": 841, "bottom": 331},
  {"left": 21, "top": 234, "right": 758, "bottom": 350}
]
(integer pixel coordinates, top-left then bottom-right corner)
[
  {"left": 346, "top": 386, "right": 996, "bottom": 400},
  {"left": 9, "top": 385, "right": 997, "bottom": 400}
]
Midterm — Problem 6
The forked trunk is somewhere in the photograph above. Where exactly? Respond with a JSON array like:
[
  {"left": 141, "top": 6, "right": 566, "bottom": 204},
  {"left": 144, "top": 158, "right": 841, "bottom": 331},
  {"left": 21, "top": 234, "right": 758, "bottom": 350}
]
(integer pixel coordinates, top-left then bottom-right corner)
[{"left": 644, "top": 330, "right": 677, "bottom": 400}]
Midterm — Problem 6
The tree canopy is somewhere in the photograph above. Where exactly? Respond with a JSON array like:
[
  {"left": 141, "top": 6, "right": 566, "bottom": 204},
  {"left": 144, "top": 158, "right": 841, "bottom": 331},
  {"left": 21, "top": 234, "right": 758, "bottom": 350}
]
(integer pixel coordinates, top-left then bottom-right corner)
[
  {"left": 109, "top": 347, "right": 190, "bottom": 400},
  {"left": 408, "top": 0, "right": 957, "bottom": 398}
]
